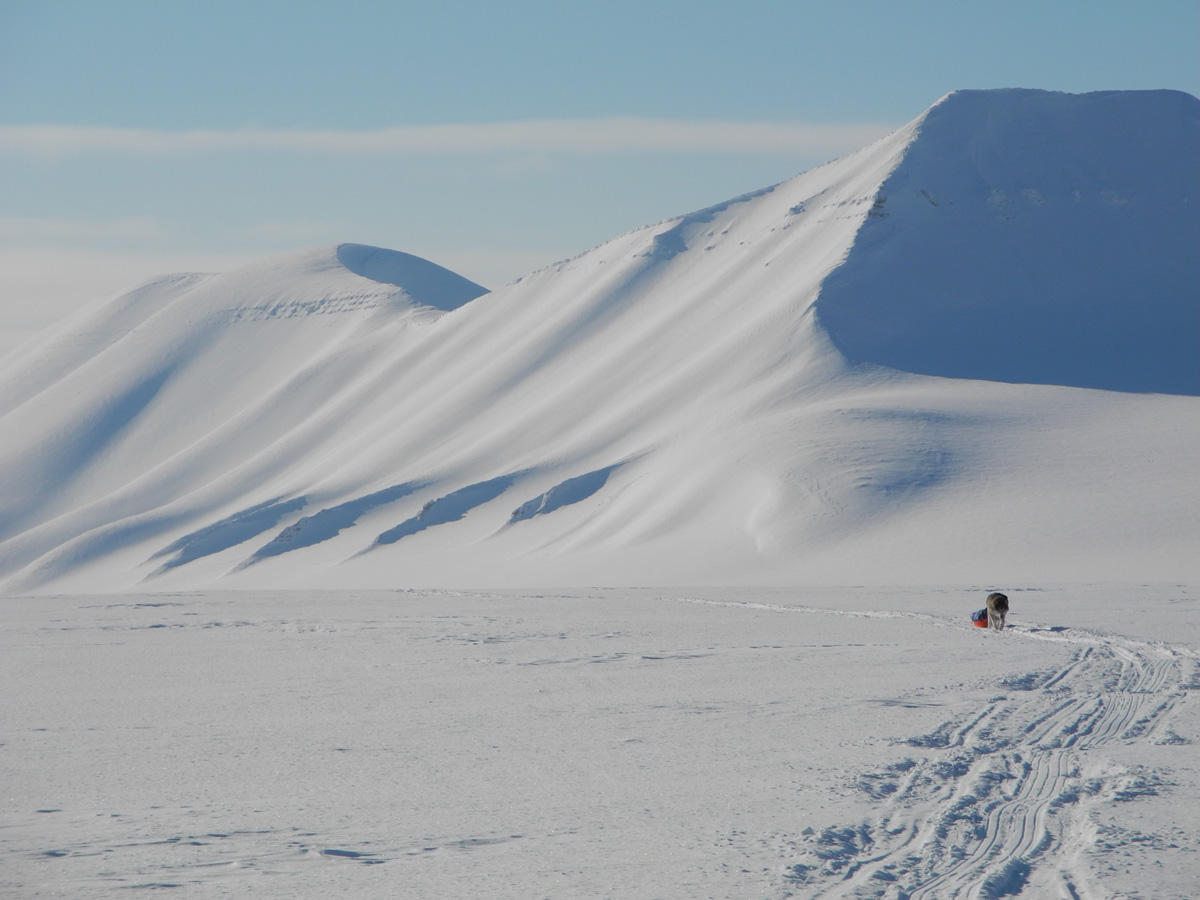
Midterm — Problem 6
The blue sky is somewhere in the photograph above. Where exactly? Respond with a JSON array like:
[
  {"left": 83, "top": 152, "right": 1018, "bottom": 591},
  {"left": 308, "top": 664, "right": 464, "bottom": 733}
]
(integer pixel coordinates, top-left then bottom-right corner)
[{"left": 1, "top": 0, "right": 1197, "bottom": 351}]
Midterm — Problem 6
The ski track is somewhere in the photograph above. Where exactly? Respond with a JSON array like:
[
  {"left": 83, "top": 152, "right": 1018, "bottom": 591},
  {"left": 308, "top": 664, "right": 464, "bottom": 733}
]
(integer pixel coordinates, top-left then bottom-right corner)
[{"left": 670, "top": 597, "right": 1196, "bottom": 899}]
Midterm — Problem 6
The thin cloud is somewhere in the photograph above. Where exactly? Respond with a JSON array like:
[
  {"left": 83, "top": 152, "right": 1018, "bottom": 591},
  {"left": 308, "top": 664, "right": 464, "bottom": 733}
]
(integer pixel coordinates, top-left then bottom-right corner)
[
  {"left": 0, "top": 216, "right": 166, "bottom": 245},
  {"left": 0, "top": 118, "right": 898, "bottom": 157}
]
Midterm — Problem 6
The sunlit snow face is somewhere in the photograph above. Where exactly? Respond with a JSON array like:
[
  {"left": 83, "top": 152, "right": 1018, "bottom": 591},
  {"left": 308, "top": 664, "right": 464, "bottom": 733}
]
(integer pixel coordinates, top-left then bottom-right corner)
[{"left": 0, "top": 90, "right": 1196, "bottom": 597}]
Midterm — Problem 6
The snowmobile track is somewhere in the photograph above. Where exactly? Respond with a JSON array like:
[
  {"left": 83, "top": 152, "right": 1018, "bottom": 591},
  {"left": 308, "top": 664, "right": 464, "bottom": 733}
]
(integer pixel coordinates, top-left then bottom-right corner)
[{"left": 671, "top": 597, "right": 1193, "bottom": 899}]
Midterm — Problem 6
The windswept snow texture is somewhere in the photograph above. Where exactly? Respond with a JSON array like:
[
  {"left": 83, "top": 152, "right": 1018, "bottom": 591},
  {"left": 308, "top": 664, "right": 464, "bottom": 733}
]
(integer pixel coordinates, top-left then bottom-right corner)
[
  {"left": 643, "top": 186, "right": 776, "bottom": 260},
  {"left": 509, "top": 464, "right": 624, "bottom": 523},
  {"left": 372, "top": 474, "right": 520, "bottom": 546},
  {"left": 816, "top": 89, "right": 1200, "bottom": 394},
  {"left": 149, "top": 496, "right": 309, "bottom": 573},
  {"left": 246, "top": 482, "right": 423, "bottom": 564},
  {"left": 0, "top": 89, "right": 1198, "bottom": 593}
]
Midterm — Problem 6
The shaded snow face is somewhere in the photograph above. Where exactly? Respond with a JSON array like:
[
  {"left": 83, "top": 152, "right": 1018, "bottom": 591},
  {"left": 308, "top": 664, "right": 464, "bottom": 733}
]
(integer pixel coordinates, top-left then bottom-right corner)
[
  {"left": 816, "top": 89, "right": 1200, "bottom": 395},
  {"left": 334, "top": 243, "right": 488, "bottom": 310}
]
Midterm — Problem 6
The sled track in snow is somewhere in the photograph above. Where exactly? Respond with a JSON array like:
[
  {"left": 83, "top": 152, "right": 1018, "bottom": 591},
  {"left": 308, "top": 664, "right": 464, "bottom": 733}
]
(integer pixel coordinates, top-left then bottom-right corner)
[{"left": 671, "top": 597, "right": 1197, "bottom": 899}]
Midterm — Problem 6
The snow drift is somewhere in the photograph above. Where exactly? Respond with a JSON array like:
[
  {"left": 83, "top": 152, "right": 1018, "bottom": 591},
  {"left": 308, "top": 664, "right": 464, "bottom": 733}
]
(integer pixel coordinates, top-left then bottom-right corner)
[{"left": 1, "top": 89, "right": 1197, "bottom": 594}]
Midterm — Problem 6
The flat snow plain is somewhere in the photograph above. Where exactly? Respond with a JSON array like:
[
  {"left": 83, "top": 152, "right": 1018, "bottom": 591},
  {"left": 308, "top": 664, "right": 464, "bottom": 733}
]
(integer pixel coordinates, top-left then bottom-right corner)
[{"left": 4, "top": 585, "right": 1197, "bottom": 899}]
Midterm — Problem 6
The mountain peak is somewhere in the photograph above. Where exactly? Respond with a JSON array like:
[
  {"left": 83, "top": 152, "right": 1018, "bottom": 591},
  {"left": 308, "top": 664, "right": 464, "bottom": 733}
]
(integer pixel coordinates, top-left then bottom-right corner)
[{"left": 815, "top": 87, "right": 1200, "bottom": 394}]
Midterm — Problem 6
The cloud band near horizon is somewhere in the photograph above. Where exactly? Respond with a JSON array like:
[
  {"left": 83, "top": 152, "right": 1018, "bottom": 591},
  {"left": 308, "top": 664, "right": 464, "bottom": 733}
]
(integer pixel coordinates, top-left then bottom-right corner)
[{"left": 0, "top": 117, "right": 898, "bottom": 156}]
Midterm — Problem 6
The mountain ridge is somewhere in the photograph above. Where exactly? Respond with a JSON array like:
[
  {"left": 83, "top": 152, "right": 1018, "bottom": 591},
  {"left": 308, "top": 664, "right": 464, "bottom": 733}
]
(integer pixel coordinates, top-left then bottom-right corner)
[{"left": 1, "top": 88, "right": 1197, "bottom": 593}]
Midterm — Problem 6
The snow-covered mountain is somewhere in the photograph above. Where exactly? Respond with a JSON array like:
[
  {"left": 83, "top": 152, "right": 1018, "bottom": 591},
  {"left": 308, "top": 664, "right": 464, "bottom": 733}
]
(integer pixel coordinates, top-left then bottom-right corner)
[{"left": 1, "top": 89, "right": 1197, "bottom": 594}]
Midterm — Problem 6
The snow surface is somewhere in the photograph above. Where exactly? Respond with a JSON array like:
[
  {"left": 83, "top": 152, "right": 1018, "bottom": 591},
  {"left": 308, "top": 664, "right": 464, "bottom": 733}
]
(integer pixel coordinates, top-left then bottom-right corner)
[
  {"left": 816, "top": 90, "right": 1199, "bottom": 394},
  {"left": 3, "top": 89, "right": 1199, "bottom": 897},
  {"left": 1, "top": 89, "right": 1197, "bottom": 595},
  {"left": 3, "top": 586, "right": 1198, "bottom": 898}
]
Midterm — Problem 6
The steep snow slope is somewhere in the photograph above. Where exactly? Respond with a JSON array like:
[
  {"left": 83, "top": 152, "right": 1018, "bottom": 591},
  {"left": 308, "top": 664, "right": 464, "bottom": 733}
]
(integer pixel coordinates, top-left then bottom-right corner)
[
  {"left": 0, "top": 247, "right": 487, "bottom": 587},
  {"left": 817, "top": 89, "right": 1199, "bottom": 394},
  {"left": 1, "top": 90, "right": 1197, "bottom": 594}
]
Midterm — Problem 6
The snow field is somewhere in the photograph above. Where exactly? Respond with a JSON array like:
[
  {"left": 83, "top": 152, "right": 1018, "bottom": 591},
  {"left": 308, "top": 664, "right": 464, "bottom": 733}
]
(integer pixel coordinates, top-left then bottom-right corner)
[{"left": 2, "top": 585, "right": 1197, "bottom": 899}]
